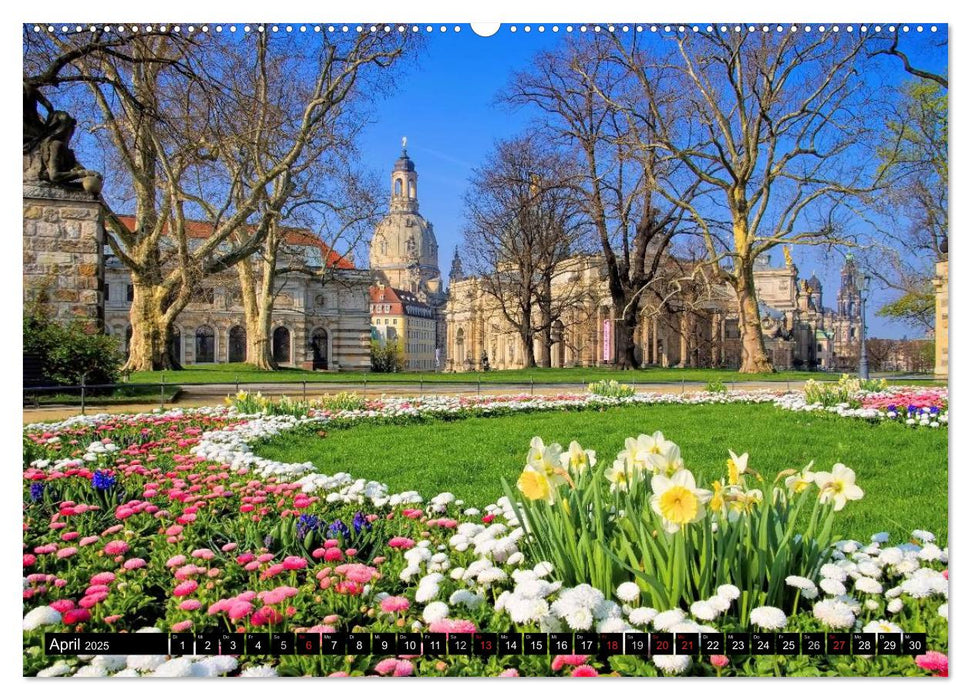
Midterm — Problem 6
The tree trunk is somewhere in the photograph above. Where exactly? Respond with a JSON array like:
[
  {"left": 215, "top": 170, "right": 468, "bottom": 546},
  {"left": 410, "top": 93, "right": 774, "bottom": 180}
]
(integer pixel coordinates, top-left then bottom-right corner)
[
  {"left": 254, "top": 290, "right": 277, "bottom": 370},
  {"left": 123, "top": 277, "right": 175, "bottom": 372},
  {"left": 735, "top": 267, "right": 775, "bottom": 374},
  {"left": 615, "top": 324, "right": 637, "bottom": 370},
  {"left": 520, "top": 323, "right": 537, "bottom": 368},
  {"left": 237, "top": 256, "right": 277, "bottom": 370},
  {"left": 537, "top": 305, "right": 552, "bottom": 368}
]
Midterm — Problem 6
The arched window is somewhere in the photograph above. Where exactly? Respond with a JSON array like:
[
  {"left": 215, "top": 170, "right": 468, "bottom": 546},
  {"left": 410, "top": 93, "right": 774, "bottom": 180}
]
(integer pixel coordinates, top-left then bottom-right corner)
[
  {"left": 456, "top": 327, "right": 465, "bottom": 359},
  {"left": 408, "top": 180, "right": 416, "bottom": 199},
  {"left": 195, "top": 326, "right": 215, "bottom": 363},
  {"left": 272, "top": 326, "right": 291, "bottom": 364},
  {"left": 169, "top": 328, "right": 182, "bottom": 365},
  {"left": 311, "top": 328, "right": 329, "bottom": 370},
  {"left": 228, "top": 326, "right": 246, "bottom": 363},
  {"left": 394, "top": 178, "right": 403, "bottom": 196}
]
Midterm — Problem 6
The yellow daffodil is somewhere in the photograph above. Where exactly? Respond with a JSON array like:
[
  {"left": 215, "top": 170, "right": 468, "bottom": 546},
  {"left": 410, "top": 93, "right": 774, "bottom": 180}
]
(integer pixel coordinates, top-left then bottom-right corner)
[
  {"left": 726, "top": 488, "right": 763, "bottom": 519},
  {"left": 710, "top": 480, "right": 726, "bottom": 513},
  {"left": 650, "top": 470, "right": 712, "bottom": 533},
  {"left": 726, "top": 450, "right": 749, "bottom": 485},
  {"left": 559, "top": 440, "right": 597, "bottom": 476},
  {"left": 814, "top": 463, "right": 864, "bottom": 511},
  {"left": 517, "top": 466, "right": 555, "bottom": 504}
]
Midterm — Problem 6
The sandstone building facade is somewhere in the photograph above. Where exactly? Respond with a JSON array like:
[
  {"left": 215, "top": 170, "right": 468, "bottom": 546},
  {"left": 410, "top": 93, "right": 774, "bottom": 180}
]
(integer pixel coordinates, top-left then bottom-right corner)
[
  {"left": 104, "top": 217, "right": 372, "bottom": 371},
  {"left": 444, "top": 249, "right": 864, "bottom": 372}
]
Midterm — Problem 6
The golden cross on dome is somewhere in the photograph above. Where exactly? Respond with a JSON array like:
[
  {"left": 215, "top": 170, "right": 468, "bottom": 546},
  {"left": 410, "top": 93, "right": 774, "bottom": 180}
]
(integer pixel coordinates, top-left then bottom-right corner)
[{"left": 402, "top": 136, "right": 407, "bottom": 150}]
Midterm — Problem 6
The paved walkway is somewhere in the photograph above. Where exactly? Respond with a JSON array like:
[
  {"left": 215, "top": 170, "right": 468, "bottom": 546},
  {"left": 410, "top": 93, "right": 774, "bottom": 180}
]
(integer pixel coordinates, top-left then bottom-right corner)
[{"left": 22, "top": 381, "right": 797, "bottom": 425}]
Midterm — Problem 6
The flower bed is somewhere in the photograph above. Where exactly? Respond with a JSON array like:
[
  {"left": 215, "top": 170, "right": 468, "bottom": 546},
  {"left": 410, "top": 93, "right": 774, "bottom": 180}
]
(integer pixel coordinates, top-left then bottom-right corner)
[
  {"left": 22, "top": 399, "right": 948, "bottom": 677},
  {"left": 776, "top": 387, "right": 947, "bottom": 428}
]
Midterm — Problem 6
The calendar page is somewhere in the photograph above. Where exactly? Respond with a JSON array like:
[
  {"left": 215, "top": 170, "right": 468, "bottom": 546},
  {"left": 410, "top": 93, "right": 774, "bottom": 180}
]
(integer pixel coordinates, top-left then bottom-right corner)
[{"left": 21, "top": 13, "right": 949, "bottom": 682}]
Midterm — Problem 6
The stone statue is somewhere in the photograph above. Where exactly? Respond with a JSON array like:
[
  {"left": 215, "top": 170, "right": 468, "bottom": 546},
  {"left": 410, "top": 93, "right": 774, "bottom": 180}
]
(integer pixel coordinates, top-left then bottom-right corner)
[{"left": 23, "top": 81, "right": 102, "bottom": 193}]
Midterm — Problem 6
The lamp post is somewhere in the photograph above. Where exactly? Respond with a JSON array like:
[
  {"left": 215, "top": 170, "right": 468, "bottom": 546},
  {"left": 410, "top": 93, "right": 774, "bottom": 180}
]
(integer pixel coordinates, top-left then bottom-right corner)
[{"left": 856, "top": 270, "right": 872, "bottom": 380}]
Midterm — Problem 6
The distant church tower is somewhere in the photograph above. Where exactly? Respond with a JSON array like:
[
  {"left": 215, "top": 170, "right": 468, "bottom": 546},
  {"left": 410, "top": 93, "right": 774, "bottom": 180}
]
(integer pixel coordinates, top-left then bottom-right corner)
[
  {"left": 369, "top": 138, "right": 448, "bottom": 361},
  {"left": 837, "top": 255, "right": 862, "bottom": 319},
  {"left": 370, "top": 138, "right": 443, "bottom": 297},
  {"left": 449, "top": 246, "right": 465, "bottom": 287}
]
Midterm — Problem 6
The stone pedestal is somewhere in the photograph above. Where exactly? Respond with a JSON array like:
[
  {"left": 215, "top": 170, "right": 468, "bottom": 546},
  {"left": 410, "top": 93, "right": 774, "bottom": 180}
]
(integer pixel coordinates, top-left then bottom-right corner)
[{"left": 23, "top": 183, "right": 104, "bottom": 332}]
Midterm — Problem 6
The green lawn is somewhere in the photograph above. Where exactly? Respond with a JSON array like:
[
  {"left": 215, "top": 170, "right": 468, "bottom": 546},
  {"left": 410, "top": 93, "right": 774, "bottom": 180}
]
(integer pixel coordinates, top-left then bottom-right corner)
[
  {"left": 129, "top": 362, "right": 941, "bottom": 387},
  {"left": 257, "top": 403, "right": 948, "bottom": 543}
]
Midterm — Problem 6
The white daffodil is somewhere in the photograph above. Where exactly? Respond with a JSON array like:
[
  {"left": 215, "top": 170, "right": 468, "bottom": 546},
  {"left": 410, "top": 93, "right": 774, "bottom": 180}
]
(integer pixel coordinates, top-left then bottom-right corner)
[
  {"left": 784, "top": 461, "right": 816, "bottom": 494},
  {"left": 605, "top": 458, "right": 645, "bottom": 493},
  {"left": 526, "top": 437, "right": 569, "bottom": 488},
  {"left": 814, "top": 464, "right": 864, "bottom": 511},
  {"left": 645, "top": 442, "right": 686, "bottom": 477},
  {"left": 559, "top": 440, "right": 597, "bottom": 476}
]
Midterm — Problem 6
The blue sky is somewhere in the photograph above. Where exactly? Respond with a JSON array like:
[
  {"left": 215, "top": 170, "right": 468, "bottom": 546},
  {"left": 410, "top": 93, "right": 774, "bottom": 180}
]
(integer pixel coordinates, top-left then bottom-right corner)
[
  {"left": 54, "top": 24, "right": 946, "bottom": 340},
  {"left": 351, "top": 25, "right": 947, "bottom": 340}
]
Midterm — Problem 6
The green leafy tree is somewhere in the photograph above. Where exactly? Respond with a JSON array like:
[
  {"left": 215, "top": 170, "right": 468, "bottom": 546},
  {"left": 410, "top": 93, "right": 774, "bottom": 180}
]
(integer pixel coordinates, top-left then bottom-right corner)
[
  {"left": 370, "top": 339, "right": 404, "bottom": 373},
  {"left": 24, "top": 313, "right": 122, "bottom": 387}
]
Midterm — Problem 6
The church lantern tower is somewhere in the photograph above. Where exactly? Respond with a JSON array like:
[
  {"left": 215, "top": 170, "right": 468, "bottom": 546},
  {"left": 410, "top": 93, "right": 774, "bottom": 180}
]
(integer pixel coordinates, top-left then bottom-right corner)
[{"left": 391, "top": 138, "right": 419, "bottom": 214}]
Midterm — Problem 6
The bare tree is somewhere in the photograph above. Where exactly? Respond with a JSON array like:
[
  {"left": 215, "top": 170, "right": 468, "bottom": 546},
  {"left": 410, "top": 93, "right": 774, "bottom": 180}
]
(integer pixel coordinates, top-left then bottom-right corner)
[
  {"left": 607, "top": 29, "right": 883, "bottom": 373},
  {"left": 507, "top": 35, "right": 704, "bottom": 369},
  {"left": 26, "top": 28, "right": 409, "bottom": 371},
  {"left": 233, "top": 158, "right": 382, "bottom": 369},
  {"left": 862, "top": 75, "right": 947, "bottom": 335},
  {"left": 462, "top": 135, "right": 589, "bottom": 368},
  {"left": 870, "top": 31, "right": 948, "bottom": 89}
]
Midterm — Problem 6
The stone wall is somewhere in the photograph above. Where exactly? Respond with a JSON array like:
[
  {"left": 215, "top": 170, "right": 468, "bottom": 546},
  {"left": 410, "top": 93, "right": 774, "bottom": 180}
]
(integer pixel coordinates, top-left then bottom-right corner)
[{"left": 23, "top": 185, "right": 104, "bottom": 332}]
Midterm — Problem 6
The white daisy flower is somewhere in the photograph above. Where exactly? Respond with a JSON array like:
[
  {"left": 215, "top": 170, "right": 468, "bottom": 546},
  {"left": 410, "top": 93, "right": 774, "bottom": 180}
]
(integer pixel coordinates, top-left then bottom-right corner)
[
  {"left": 862, "top": 619, "right": 902, "bottom": 634},
  {"left": 37, "top": 661, "right": 73, "bottom": 677},
  {"left": 22, "top": 605, "right": 61, "bottom": 631},
  {"left": 878, "top": 548, "right": 904, "bottom": 566},
  {"left": 690, "top": 600, "right": 718, "bottom": 621},
  {"left": 785, "top": 575, "right": 819, "bottom": 599},
  {"left": 74, "top": 664, "right": 109, "bottom": 677},
  {"left": 240, "top": 665, "right": 279, "bottom": 677},
  {"left": 820, "top": 564, "right": 847, "bottom": 581},
  {"left": 653, "top": 608, "right": 686, "bottom": 631},
  {"left": 855, "top": 577, "right": 883, "bottom": 595},
  {"left": 151, "top": 658, "right": 194, "bottom": 677},
  {"left": 911, "top": 530, "right": 935, "bottom": 543},
  {"left": 887, "top": 598, "right": 904, "bottom": 614},
  {"left": 628, "top": 607, "right": 658, "bottom": 626},
  {"left": 422, "top": 601, "right": 450, "bottom": 623},
  {"left": 820, "top": 578, "right": 847, "bottom": 596},
  {"left": 749, "top": 606, "right": 787, "bottom": 630},
  {"left": 717, "top": 584, "right": 740, "bottom": 600},
  {"left": 616, "top": 582, "right": 641, "bottom": 602},
  {"left": 813, "top": 599, "right": 855, "bottom": 628},
  {"left": 564, "top": 607, "right": 594, "bottom": 631},
  {"left": 653, "top": 653, "right": 692, "bottom": 675}
]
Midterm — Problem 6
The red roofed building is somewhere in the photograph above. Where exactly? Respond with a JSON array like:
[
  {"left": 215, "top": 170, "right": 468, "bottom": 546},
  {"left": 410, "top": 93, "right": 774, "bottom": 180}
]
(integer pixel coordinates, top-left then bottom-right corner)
[
  {"left": 105, "top": 217, "right": 371, "bottom": 370},
  {"left": 370, "top": 283, "right": 437, "bottom": 371}
]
